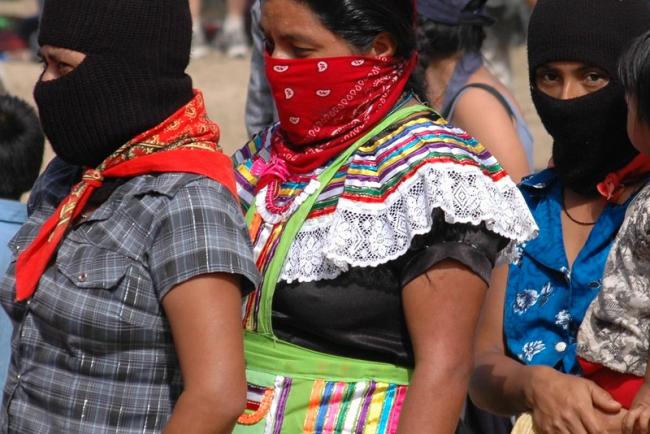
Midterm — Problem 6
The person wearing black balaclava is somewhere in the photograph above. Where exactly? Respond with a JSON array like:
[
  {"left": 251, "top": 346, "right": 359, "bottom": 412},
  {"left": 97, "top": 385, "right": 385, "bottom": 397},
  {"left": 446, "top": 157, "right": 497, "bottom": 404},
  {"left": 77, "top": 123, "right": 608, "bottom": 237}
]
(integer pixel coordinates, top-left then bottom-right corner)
[
  {"left": 0, "top": 0, "right": 261, "bottom": 433},
  {"left": 468, "top": 1, "right": 650, "bottom": 433}
]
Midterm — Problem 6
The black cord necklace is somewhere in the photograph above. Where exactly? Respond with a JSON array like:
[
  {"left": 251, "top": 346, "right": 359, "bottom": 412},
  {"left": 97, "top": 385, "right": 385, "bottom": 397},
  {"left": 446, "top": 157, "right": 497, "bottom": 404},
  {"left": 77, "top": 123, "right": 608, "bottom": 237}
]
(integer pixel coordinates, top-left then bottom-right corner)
[{"left": 562, "top": 191, "right": 598, "bottom": 226}]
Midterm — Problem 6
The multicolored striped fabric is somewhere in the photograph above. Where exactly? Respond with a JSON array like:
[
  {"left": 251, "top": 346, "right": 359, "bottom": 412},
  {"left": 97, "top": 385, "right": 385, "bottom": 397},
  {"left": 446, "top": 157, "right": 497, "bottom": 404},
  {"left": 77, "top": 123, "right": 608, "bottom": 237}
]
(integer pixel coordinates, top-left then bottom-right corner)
[
  {"left": 235, "top": 115, "right": 506, "bottom": 220},
  {"left": 233, "top": 113, "right": 537, "bottom": 331},
  {"left": 236, "top": 373, "right": 407, "bottom": 434},
  {"left": 236, "top": 329, "right": 412, "bottom": 434},
  {"left": 303, "top": 380, "right": 407, "bottom": 434}
]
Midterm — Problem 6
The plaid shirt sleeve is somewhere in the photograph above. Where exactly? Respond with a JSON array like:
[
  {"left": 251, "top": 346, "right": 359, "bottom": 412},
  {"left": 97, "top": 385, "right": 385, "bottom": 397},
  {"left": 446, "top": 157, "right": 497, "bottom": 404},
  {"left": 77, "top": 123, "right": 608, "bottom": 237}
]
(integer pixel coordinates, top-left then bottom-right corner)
[{"left": 148, "top": 178, "right": 260, "bottom": 300}]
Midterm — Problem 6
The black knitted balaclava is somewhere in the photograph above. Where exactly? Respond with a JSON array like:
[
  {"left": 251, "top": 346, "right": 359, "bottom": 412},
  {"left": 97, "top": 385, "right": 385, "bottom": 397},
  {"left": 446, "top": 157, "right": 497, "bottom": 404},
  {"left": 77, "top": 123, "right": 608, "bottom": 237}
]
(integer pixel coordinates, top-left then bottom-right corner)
[
  {"left": 528, "top": 0, "right": 650, "bottom": 196},
  {"left": 34, "top": 0, "right": 194, "bottom": 167}
]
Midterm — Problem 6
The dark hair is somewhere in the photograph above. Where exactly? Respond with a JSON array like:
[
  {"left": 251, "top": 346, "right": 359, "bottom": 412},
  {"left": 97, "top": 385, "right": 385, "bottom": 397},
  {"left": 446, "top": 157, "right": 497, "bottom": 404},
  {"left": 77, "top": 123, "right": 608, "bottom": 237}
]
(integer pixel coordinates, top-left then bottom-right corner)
[
  {"left": 619, "top": 30, "right": 650, "bottom": 123},
  {"left": 0, "top": 95, "right": 44, "bottom": 200},
  {"left": 297, "top": 0, "right": 414, "bottom": 57},
  {"left": 294, "top": 0, "right": 426, "bottom": 97},
  {"left": 416, "top": 16, "right": 485, "bottom": 68}
]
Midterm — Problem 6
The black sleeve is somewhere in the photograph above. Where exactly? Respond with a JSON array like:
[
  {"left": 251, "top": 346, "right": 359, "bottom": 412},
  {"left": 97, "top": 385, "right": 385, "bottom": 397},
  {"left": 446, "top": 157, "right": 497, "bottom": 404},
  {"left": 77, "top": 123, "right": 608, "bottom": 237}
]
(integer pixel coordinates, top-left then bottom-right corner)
[{"left": 399, "top": 209, "right": 508, "bottom": 288}]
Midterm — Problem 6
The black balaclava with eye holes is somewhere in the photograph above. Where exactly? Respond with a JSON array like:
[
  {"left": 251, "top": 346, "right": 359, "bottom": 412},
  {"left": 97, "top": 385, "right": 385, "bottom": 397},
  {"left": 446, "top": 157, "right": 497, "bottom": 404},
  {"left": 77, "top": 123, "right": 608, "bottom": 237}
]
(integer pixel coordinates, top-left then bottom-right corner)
[
  {"left": 34, "top": 0, "right": 194, "bottom": 168},
  {"left": 528, "top": 0, "right": 650, "bottom": 196}
]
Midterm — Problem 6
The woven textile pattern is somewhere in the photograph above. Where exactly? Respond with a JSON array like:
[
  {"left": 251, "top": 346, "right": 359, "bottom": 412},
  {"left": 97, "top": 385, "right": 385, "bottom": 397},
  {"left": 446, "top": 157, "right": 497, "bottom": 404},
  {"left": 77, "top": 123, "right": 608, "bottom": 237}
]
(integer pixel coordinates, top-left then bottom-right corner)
[{"left": 234, "top": 115, "right": 538, "bottom": 331}]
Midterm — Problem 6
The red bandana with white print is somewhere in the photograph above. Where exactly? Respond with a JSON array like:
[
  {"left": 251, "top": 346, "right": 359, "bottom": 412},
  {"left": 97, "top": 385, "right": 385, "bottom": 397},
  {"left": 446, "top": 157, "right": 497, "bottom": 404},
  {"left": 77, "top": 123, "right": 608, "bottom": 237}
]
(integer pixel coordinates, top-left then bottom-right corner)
[{"left": 264, "top": 53, "right": 417, "bottom": 178}]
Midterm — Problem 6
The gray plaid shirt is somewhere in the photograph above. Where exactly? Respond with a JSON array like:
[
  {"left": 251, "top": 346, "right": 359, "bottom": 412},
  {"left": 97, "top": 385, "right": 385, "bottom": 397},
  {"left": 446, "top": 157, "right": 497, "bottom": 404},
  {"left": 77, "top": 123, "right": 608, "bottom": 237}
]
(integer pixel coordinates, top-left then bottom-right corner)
[{"left": 0, "top": 158, "right": 260, "bottom": 433}]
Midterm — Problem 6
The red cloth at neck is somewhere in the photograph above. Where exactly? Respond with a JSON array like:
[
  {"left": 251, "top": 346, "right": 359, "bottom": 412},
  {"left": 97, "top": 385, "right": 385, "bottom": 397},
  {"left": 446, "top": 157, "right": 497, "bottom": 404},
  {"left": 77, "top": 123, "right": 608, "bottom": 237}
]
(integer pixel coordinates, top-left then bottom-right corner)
[
  {"left": 597, "top": 153, "right": 650, "bottom": 202},
  {"left": 264, "top": 53, "right": 417, "bottom": 176},
  {"left": 15, "top": 91, "right": 237, "bottom": 301}
]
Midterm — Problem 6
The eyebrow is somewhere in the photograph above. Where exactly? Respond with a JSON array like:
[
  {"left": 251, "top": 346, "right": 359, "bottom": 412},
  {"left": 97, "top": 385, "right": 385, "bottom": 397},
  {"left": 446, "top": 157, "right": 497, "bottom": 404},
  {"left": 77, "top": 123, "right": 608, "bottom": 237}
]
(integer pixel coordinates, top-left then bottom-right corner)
[
  {"left": 535, "top": 65, "right": 557, "bottom": 73},
  {"left": 577, "top": 65, "right": 607, "bottom": 73}
]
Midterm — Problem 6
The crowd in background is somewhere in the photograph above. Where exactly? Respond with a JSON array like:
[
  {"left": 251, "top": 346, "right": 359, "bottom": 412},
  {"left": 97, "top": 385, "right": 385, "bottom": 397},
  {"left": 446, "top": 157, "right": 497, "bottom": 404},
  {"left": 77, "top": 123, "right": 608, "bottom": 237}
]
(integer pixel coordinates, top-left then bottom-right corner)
[{"left": 0, "top": 1, "right": 649, "bottom": 434}]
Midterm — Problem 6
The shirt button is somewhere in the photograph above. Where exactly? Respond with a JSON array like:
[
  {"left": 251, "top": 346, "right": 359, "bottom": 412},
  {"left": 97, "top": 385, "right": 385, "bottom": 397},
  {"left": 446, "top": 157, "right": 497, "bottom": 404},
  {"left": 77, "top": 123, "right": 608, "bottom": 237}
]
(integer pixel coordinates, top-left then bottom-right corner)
[
  {"left": 26, "top": 299, "right": 31, "bottom": 306},
  {"left": 78, "top": 273, "right": 87, "bottom": 283},
  {"left": 16, "top": 374, "right": 21, "bottom": 380},
  {"left": 560, "top": 267, "right": 571, "bottom": 282},
  {"left": 555, "top": 342, "right": 567, "bottom": 352}
]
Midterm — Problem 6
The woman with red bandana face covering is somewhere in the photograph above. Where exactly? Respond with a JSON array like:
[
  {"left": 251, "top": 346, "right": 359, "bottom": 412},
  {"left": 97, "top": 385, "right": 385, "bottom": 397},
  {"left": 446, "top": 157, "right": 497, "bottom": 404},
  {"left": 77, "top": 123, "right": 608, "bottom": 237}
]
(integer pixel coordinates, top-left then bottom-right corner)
[
  {"left": 232, "top": 0, "right": 537, "bottom": 432},
  {"left": 0, "top": 0, "right": 261, "bottom": 433}
]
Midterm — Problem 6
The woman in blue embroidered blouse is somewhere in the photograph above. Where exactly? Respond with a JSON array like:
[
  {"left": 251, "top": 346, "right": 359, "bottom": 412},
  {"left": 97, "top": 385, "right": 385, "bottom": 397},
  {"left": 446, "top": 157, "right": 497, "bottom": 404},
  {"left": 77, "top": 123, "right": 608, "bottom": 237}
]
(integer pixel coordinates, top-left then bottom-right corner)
[{"left": 469, "top": 1, "right": 650, "bottom": 433}]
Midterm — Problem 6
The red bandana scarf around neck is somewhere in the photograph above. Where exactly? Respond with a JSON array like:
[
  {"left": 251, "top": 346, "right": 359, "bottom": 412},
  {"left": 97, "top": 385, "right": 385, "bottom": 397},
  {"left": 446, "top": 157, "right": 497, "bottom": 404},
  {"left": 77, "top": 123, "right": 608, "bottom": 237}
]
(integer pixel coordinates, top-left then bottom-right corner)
[
  {"left": 15, "top": 91, "right": 237, "bottom": 301},
  {"left": 263, "top": 53, "right": 417, "bottom": 180},
  {"left": 596, "top": 153, "right": 650, "bottom": 202}
]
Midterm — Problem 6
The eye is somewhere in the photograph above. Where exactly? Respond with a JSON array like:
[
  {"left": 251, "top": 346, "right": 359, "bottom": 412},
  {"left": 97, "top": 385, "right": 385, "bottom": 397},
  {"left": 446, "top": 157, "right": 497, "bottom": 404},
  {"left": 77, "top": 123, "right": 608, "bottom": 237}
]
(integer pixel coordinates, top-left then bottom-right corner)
[
  {"left": 585, "top": 71, "right": 607, "bottom": 83},
  {"left": 537, "top": 69, "right": 559, "bottom": 83},
  {"left": 291, "top": 45, "right": 313, "bottom": 58},
  {"left": 581, "top": 69, "right": 610, "bottom": 90},
  {"left": 57, "top": 62, "right": 74, "bottom": 76}
]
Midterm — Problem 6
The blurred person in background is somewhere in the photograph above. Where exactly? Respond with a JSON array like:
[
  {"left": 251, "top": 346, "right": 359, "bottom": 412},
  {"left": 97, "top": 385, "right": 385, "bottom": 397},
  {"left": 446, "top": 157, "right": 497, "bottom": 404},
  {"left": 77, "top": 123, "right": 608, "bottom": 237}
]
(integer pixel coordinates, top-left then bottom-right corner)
[
  {"left": 469, "top": 1, "right": 650, "bottom": 433},
  {"left": 191, "top": 0, "right": 251, "bottom": 59},
  {"left": 417, "top": 0, "right": 533, "bottom": 183},
  {"left": 219, "top": 0, "right": 250, "bottom": 58},
  {"left": 482, "top": 0, "right": 534, "bottom": 89},
  {"left": 190, "top": 0, "right": 210, "bottom": 59},
  {"left": 232, "top": 0, "right": 537, "bottom": 432},
  {"left": 0, "top": 94, "right": 44, "bottom": 392},
  {"left": 245, "top": 0, "right": 276, "bottom": 137},
  {"left": 0, "top": 0, "right": 260, "bottom": 432}
]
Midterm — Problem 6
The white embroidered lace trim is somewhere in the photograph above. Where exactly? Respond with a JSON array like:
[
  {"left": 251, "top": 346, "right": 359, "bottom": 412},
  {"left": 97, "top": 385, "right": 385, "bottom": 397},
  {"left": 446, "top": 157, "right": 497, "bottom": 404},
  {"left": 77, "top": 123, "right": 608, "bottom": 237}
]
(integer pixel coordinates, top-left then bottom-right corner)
[{"left": 277, "top": 162, "right": 538, "bottom": 284}]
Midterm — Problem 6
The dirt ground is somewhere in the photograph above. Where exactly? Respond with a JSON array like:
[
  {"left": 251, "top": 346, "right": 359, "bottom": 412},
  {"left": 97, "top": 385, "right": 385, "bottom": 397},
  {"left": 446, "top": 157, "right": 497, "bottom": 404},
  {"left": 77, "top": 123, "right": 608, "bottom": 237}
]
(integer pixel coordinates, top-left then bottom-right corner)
[
  {"left": 0, "top": 0, "right": 551, "bottom": 171},
  {"left": 0, "top": 0, "right": 38, "bottom": 17}
]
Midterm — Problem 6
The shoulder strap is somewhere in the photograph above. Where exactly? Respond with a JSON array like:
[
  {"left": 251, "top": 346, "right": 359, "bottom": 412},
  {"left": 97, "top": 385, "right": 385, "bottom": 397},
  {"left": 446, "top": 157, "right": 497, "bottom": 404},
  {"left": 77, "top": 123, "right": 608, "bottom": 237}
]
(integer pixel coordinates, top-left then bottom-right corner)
[
  {"left": 444, "top": 83, "right": 515, "bottom": 120},
  {"left": 248, "top": 104, "right": 432, "bottom": 336}
]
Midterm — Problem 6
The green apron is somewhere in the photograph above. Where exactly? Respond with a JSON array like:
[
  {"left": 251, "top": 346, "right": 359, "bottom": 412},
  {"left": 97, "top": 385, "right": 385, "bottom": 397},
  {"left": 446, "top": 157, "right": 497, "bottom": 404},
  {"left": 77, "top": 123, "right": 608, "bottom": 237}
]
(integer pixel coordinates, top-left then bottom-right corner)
[{"left": 236, "top": 105, "right": 432, "bottom": 434}]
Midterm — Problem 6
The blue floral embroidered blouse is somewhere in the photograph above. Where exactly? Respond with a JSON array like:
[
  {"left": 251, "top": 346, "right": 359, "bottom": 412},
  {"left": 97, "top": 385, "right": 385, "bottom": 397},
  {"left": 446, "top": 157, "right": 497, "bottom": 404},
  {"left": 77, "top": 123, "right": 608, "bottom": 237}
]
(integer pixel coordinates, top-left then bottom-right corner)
[{"left": 503, "top": 169, "right": 634, "bottom": 374}]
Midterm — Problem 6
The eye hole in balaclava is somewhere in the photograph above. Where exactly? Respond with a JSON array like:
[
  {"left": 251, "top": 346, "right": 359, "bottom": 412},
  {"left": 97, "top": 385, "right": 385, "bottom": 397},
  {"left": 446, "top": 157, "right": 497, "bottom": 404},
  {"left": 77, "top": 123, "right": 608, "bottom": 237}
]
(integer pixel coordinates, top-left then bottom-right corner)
[{"left": 528, "top": 0, "right": 650, "bottom": 197}]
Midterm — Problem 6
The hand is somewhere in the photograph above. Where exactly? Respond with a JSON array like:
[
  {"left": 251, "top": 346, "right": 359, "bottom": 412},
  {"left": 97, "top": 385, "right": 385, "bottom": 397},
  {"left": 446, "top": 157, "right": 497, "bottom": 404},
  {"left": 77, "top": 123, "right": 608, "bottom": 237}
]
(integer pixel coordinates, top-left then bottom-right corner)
[
  {"left": 525, "top": 365, "right": 622, "bottom": 434},
  {"left": 624, "top": 383, "right": 650, "bottom": 434}
]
